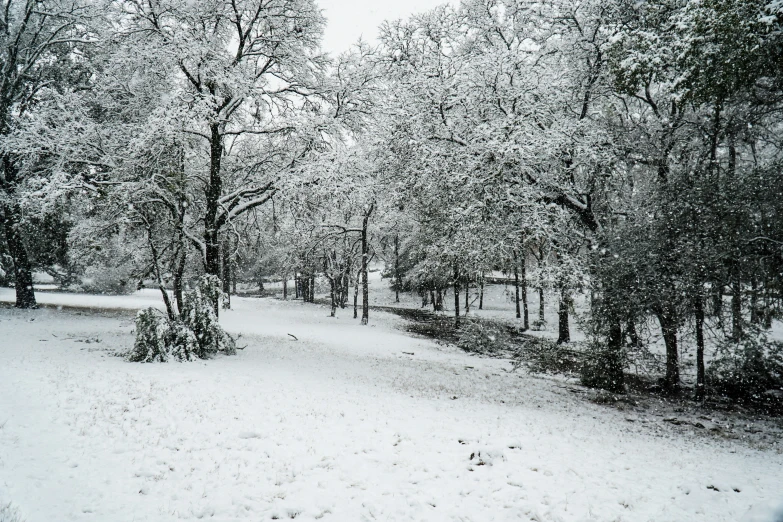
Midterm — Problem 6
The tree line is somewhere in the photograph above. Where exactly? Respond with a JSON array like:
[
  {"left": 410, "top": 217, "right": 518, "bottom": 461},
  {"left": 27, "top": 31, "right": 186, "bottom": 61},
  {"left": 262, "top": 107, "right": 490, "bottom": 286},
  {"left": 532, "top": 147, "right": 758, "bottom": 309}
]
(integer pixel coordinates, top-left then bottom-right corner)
[{"left": 2, "top": 0, "right": 783, "bottom": 398}]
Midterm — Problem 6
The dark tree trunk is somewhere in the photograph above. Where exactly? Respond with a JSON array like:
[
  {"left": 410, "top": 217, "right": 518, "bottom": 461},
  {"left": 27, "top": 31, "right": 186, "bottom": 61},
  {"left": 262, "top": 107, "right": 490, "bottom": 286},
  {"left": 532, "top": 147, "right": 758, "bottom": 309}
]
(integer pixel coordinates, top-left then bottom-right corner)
[
  {"left": 520, "top": 254, "right": 529, "bottom": 331},
  {"left": 557, "top": 288, "right": 570, "bottom": 344},
  {"left": 204, "top": 123, "right": 223, "bottom": 281},
  {"left": 2, "top": 203, "right": 36, "bottom": 308},
  {"left": 309, "top": 275, "right": 315, "bottom": 303},
  {"left": 712, "top": 283, "right": 723, "bottom": 326},
  {"left": 605, "top": 320, "right": 625, "bottom": 393},
  {"left": 329, "top": 277, "right": 336, "bottom": 317},
  {"left": 657, "top": 309, "right": 680, "bottom": 393},
  {"left": 750, "top": 275, "right": 759, "bottom": 325},
  {"left": 394, "top": 234, "right": 400, "bottom": 303},
  {"left": 479, "top": 274, "right": 484, "bottom": 310},
  {"left": 626, "top": 319, "right": 639, "bottom": 348},
  {"left": 353, "top": 270, "right": 359, "bottom": 319},
  {"left": 453, "top": 264, "right": 460, "bottom": 328},
  {"left": 514, "top": 258, "right": 521, "bottom": 320},
  {"left": 464, "top": 277, "right": 469, "bottom": 315},
  {"left": 731, "top": 268, "right": 742, "bottom": 341},
  {"left": 221, "top": 242, "right": 231, "bottom": 309},
  {"left": 360, "top": 204, "right": 373, "bottom": 325},
  {"left": 1, "top": 157, "right": 36, "bottom": 309},
  {"left": 538, "top": 288, "right": 545, "bottom": 323},
  {"left": 173, "top": 240, "right": 186, "bottom": 317},
  {"left": 695, "top": 293, "right": 706, "bottom": 400},
  {"left": 283, "top": 277, "right": 288, "bottom": 300}
]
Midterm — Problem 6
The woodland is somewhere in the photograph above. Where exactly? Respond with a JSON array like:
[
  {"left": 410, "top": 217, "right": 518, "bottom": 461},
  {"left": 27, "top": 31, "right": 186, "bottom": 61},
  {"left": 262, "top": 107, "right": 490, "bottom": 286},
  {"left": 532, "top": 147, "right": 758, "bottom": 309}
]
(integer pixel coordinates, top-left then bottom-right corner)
[{"left": 2, "top": 0, "right": 783, "bottom": 407}]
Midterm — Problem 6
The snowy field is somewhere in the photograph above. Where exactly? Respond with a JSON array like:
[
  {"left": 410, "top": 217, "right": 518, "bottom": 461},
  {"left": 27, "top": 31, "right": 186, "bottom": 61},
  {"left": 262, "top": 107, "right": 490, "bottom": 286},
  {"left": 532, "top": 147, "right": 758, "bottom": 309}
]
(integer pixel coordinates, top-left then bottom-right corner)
[{"left": 1, "top": 288, "right": 783, "bottom": 522}]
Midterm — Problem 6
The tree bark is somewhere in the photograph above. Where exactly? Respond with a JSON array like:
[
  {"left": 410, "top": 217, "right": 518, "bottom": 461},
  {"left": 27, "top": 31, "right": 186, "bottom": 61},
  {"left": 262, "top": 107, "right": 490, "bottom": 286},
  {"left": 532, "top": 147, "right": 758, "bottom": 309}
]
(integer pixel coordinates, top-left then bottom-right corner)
[
  {"left": 1, "top": 156, "right": 36, "bottom": 309},
  {"left": 695, "top": 293, "right": 706, "bottom": 400},
  {"left": 453, "top": 263, "right": 460, "bottom": 328},
  {"left": 283, "top": 277, "right": 288, "bottom": 300},
  {"left": 353, "top": 269, "right": 360, "bottom": 319},
  {"left": 394, "top": 234, "right": 400, "bottom": 303},
  {"left": 479, "top": 274, "right": 484, "bottom": 310},
  {"left": 360, "top": 204, "right": 373, "bottom": 325},
  {"left": 204, "top": 123, "right": 223, "bottom": 281},
  {"left": 221, "top": 241, "right": 231, "bottom": 309},
  {"left": 557, "top": 288, "right": 570, "bottom": 344},
  {"left": 731, "top": 267, "right": 742, "bottom": 341},
  {"left": 657, "top": 309, "right": 680, "bottom": 393},
  {"left": 520, "top": 254, "right": 529, "bottom": 331},
  {"left": 464, "top": 276, "right": 470, "bottom": 315},
  {"left": 513, "top": 254, "right": 521, "bottom": 320},
  {"left": 538, "top": 288, "right": 545, "bottom": 323}
]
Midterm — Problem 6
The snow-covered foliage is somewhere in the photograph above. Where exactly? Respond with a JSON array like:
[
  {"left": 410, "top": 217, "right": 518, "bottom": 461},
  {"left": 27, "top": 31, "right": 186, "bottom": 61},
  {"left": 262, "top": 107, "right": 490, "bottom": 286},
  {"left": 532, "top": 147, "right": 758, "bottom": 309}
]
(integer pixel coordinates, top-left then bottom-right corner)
[
  {"left": 129, "top": 276, "right": 235, "bottom": 362},
  {"left": 708, "top": 326, "right": 783, "bottom": 409}
]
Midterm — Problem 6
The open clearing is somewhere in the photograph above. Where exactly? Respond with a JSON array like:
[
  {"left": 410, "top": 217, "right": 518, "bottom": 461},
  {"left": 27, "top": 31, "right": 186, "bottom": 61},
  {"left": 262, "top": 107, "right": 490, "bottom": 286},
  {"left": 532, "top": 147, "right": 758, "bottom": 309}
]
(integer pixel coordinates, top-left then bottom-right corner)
[{"left": 1, "top": 288, "right": 782, "bottom": 522}]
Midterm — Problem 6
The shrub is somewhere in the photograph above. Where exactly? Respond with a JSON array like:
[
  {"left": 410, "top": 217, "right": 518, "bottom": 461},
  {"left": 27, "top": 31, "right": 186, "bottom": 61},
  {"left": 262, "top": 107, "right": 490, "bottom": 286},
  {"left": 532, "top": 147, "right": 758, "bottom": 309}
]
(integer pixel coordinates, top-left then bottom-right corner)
[
  {"left": 707, "top": 328, "right": 783, "bottom": 409},
  {"left": 79, "top": 265, "right": 134, "bottom": 294},
  {"left": 456, "top": 319, "right": 514, "bottom": 355},
  {"left": 129, "top": 308, "right": 170, "bottom": 362},
  {"left": 179, "top": 275, "right": 236, "bottom": 358},
  {"left": 580, "top": 340, "right": 626, "bottom": 393},
  {"left": 519, "top": 337, "right": 583, "bottom": 375},
  {"left": 129, "top": 276, "right": 235, "bottom": 362},
  {"left": 0, "top": 502, "right": 23, "bottom": 522}
]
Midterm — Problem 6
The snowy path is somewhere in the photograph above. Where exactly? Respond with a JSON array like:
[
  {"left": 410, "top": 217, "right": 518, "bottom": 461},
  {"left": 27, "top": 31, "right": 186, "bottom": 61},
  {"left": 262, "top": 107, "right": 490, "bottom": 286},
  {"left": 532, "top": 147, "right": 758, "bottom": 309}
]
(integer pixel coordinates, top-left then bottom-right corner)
[{"left": 0, "top": 290, "right": 781, "bottom": 521}]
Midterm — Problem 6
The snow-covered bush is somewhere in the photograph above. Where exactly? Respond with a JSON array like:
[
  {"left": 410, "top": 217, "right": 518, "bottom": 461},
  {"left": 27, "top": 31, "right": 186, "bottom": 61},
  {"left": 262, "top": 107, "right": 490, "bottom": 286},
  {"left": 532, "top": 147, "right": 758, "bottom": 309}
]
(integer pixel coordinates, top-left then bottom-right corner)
[
  {"left": 580, "top": 340, "right": 626, "bottom": 393},
  {"left": 79, "top": 265, "right": 135, "bottom": 295},
  {"left": 129, "top": 308, "right": 170, "bottom": 362},
  {"left": 513, "top": 336, "right": 583, "bottom": 375},
  {"left": 456, "top": 319, "right": 513, "bottom": 355},
  {"left": 129, "top": 276, "right": 236, "bottom": 362},
  {"left": 708, "top": 328, "right": 783, "bottom": 409},
  {"left": 179, "top": 275, "right": 236, "bottom": 358},
  {"left": 0, "top": 501, "right": 23, "bottom": 522}
]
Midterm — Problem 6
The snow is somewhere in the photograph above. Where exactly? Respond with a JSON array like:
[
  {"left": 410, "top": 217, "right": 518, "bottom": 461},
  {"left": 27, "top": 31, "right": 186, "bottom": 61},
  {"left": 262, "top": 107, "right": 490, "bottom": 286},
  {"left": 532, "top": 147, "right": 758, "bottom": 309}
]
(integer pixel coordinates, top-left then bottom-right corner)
[{"left": 1, "top": 289, "right": 782, "bottom": 521}]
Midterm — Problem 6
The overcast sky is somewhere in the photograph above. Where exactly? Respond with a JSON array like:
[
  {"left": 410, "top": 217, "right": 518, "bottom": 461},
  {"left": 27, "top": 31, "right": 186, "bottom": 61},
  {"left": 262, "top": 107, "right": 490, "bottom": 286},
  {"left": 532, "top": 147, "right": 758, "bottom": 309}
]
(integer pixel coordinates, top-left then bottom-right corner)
[{"left": 317, "top": 0, "right": 455, "bottom": 55}]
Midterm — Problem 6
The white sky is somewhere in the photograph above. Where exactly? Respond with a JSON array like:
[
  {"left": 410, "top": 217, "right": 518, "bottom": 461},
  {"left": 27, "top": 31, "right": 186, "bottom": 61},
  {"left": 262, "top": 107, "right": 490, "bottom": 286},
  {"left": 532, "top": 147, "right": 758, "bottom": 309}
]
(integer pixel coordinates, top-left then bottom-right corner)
[{"left": 316, "top": 0, "right": 456, "bottom": 55}]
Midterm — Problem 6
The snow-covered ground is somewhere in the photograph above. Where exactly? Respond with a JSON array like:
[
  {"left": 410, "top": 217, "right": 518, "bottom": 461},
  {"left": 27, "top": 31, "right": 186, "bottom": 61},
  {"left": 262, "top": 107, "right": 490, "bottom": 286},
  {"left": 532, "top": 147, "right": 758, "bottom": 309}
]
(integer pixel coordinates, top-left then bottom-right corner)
[{"left": 1, "top": 287, "right": 782, "bottom": 521}]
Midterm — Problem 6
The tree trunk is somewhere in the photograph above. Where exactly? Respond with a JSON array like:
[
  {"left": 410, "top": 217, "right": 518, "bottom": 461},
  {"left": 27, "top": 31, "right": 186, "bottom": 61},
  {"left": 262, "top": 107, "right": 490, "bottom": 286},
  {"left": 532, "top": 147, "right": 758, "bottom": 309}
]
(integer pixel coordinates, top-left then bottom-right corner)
[
  {"left": 204, "top": 123, "right": 223, "bottom": 281},
  {"left": 360, "top": 205, "right": 373, "bottom": 325},
  {"left": 657, "top": 309, "right": 680, "bottom": 393},
  {"left": 394, "top": 234, "right": 400, "bottom": 303},
  {"left": 626, "top": 319, "right": 639, "bottom": 348},
  {"left": 353, "top": 269, "right": 360, "bottom": 319},
  {"left": 538, "top": 288, "right": 545, "bottom": 323},
  {"left": 695, "top": 293, "right": 706, "bottom": 400},
  {"left": 521, "top": 254, "right": 529, "bottom": 331},
  {"left": 2, "top": 203, "right": 37, "bottom": 308},
  {"left": 1, "top": 157, "right": 36, "bottom": 309},
  {"left": 557, "top": 288, "right": 570, "bottom": 344},
  {"left": 479, "top": 274, "right": 484, "bottom": 310},
  {"left": 513, "top": 255, "right": 521, "bottom": 320},
  {"left": 221, "top": 242, "right": 231, "bottom": 309},
  {"left": 453, "top": 264, "right": 460, "bottom": 328},
  {"left": 750, "top": 275, "right": 759, "bottom": 325},
  {"left": 605, "top": 320, "right": 625, "bottom": 393},
  {"left": 329, "top": 277, "right": 336, "bottom": 317},
  {"left": 464, "top": 276, "right": 470, "bottom": 315},
  {"left": 283, "top": 277, "right": 288, "bottom": 300},
  {"left": 173, "top": 240, "right": 186, "bottom": 317},
  {"left": 731, "top": 267, "right": 742, "bottom": 341}
]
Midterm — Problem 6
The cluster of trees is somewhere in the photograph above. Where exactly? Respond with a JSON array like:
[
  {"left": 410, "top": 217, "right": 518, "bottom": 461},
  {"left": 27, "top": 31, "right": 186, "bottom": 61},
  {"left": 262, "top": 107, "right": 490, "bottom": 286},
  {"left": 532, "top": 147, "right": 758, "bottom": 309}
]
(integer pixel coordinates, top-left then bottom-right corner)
[{"left": 3, "top": 0, "right": 783, "bottom": 395}]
